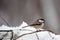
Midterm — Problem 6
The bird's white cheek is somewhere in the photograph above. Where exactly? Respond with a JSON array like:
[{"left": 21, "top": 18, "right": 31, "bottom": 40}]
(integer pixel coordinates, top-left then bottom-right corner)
[{"left": 39, "top": 20, "right": 44, "bottom": 23}]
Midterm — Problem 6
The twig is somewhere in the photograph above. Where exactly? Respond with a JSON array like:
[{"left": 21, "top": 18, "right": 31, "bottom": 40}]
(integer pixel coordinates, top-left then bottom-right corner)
[
  {"left": 2, "top": 32, "right": 8, "bottom": 39},
  {"left": 0, "top": 30, "right": 13, "bottom": 40},
  {"left": 13, "top": 29, "right": 55, "bottom": 40},
  {"left": 13, "top": 30, "right": 40, "bottom": 40},
  {"left": 13, "top": 30, "right": 46, "bottom": 40},
  {"left": 35, "top": 33, "right": 40, "bottom": 40},
  {"left": 48, "top": 32, "right": 54, "bottom": 39}
]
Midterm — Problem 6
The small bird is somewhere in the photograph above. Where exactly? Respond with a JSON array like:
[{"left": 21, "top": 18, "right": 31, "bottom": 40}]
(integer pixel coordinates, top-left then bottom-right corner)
[
  {"left": 30, "top": 19, "right": 45, "bottom": 30},
  {"left": 22, "top": 18, "right": 45, "bottom": 31}
]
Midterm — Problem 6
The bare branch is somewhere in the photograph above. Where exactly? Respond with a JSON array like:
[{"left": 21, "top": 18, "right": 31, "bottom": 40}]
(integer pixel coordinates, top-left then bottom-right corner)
[
  {"left": 13, "top": 29, "right": 55, "bottom": 40},
  {"left": 0, "top": 30, "right": 13, "bottom": 40}
]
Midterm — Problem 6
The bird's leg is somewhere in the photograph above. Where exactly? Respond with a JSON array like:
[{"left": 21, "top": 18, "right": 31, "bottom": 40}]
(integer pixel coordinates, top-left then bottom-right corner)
[{"left": 37, "top": 28, "right": 43, "bottom": 32}]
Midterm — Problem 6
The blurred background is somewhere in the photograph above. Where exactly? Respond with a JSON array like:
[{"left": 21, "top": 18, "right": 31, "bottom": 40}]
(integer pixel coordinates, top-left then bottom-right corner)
[{"left": 0, "top": 0, "right": 60, "bottom": 34}]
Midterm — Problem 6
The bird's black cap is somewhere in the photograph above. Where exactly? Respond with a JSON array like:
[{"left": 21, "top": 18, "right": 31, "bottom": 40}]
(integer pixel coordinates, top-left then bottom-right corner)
[{"left": 37, "top": 18, "right": 45, "bottom": 23}]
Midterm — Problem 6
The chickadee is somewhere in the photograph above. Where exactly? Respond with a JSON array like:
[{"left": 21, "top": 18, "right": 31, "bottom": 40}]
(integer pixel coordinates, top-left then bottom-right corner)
[
  {"left": 22, "top": 19, "right": 45, "bottom": 30},
  {"left": 30, "top": 19, "right": 45, "bottom": 30}
]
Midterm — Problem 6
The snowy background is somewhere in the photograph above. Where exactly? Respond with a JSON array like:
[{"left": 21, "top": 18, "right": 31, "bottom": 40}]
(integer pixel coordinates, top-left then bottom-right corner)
[{"left": 0, "top": 21, "right": 60, "bottom": 40}]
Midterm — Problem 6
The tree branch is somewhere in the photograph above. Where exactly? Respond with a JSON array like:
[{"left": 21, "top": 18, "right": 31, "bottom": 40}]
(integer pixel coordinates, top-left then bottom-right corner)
[{"left": 13, "top": 29, "right": 55, "bottom": 40}]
